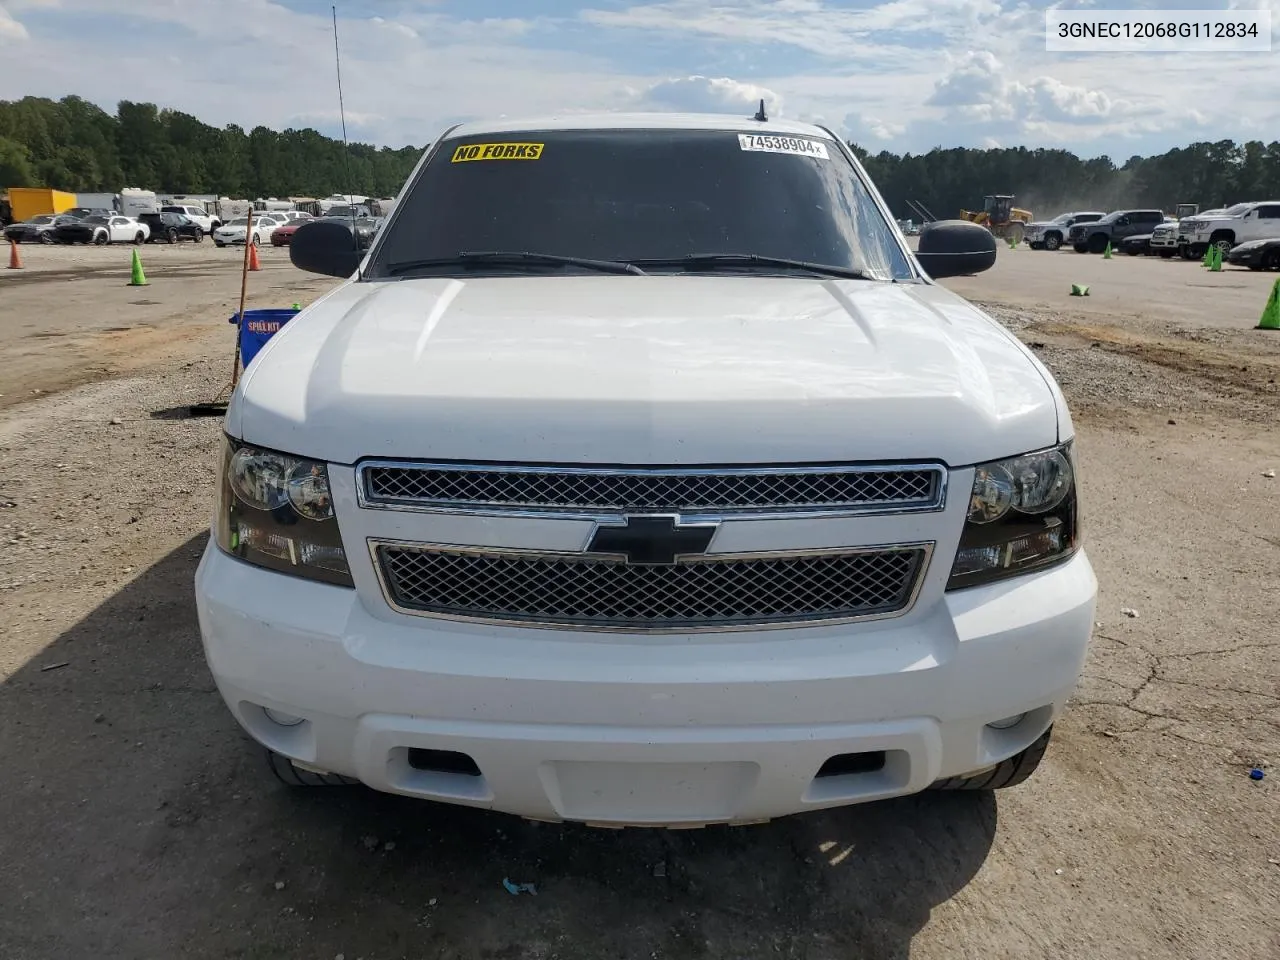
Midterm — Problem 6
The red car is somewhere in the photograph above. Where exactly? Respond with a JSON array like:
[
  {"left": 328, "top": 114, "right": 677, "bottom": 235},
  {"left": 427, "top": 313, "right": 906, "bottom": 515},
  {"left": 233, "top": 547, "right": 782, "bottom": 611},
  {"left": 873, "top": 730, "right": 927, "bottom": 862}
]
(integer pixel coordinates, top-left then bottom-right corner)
[{"left": 270, "top": 221, "right": 304, "bottom": 246}]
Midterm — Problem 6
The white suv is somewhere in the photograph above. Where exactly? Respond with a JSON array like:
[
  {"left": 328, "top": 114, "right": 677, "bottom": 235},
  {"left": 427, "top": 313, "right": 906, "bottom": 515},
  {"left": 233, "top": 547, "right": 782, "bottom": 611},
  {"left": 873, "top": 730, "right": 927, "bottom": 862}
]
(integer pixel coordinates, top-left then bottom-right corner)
[{"left": 194, "top": 113, "right": 1097, "bottom": 827}]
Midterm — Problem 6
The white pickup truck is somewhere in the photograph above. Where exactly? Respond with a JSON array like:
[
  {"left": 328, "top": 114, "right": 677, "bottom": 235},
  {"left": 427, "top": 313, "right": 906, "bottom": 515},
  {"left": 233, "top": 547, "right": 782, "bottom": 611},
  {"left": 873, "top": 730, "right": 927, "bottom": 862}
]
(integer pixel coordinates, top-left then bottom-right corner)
[
  {"left": 161, "top": 204, "right": 218, "bottom": 234},
  {"left": 1177, "top": 200, "right": 1280, "bottom": 259},
  {"left": 194, "top": 113, "right": 1097, "bottom": 827}
]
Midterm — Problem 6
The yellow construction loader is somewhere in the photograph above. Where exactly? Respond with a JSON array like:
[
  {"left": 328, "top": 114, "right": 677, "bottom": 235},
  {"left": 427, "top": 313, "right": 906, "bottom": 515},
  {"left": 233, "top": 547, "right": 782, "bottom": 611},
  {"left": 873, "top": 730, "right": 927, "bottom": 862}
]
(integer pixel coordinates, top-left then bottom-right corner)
[{"left": 959, "top": 195, "right": 1034, "bottom": 244}]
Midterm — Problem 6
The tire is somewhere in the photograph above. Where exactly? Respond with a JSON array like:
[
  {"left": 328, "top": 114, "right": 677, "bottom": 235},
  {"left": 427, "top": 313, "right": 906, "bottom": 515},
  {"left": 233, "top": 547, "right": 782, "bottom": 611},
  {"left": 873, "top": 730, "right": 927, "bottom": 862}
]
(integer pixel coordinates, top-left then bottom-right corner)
[
  {"left": 1087, "top": 233, "right": 1108, "bottom": 254},
  {"left": 1072, "top": 243, "right": 1089, "bottom": 253},
  {"left": 133, "top": 231, "right": 145, "bottom": 245},
  {"left": 267, "top": 749, "right": 358, "bottom": 788},
  {"left": 1043, "top": 232, "right": 1062, "bottom": 251},
  {"left": 1029, "top": 241, "right": 1044, "bottom": 250},
  {"left": 1126, "top": 244, "right": 1142, "bottom": 256},
  {"left": 1159, "top": 250, "right": 1174, "bottom": 259},
  {"left": 193, "top": 229, "right": 204, "bottom": 243},
  {"left": 1210, "top": 233, "right": 1234, "bottom": 256},
  {"left": 166, "top": 228, "right": 178, "bottom": 244},
  {"left": 251, "top": 234, "right": 261, "bottom": 246},
  {"left": 931, "top": 726, "right": 1052, "bottom": 791},
  {"left": 39, "top": 233, "right": 54, "bottom": 245},
  {"left": 1264, "top": 249, "right": 1280, "bottom": 271},
  {"left": 214, "top": 241, "right": 225, "bottom": 248},
  {"left": 93, "top": 231, "right": 108, "bottom": 246}
]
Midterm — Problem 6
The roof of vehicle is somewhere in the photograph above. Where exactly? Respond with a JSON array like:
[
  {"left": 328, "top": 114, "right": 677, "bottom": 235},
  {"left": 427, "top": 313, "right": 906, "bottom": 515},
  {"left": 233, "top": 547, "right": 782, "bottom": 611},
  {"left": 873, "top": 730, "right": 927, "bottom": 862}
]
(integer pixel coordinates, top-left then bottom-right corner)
[{"left": 442, "top": 112, "right": 835, "bottom": 139}]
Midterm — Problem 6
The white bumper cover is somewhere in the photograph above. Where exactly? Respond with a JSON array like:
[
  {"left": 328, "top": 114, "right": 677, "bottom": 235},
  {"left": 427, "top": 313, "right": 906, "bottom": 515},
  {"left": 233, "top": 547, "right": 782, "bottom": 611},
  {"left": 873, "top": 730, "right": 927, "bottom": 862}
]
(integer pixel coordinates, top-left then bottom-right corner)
[{"left": 195, "top": 542, "right": 1096, "bottom": 826}]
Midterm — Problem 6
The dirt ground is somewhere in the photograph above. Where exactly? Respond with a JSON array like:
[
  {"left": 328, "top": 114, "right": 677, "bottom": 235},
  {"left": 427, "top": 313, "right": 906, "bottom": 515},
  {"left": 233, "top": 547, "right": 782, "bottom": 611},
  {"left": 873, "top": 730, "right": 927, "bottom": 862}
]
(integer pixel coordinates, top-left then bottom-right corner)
[{"left": 0, "top": 241, "right": 1277, "bottom": 960}]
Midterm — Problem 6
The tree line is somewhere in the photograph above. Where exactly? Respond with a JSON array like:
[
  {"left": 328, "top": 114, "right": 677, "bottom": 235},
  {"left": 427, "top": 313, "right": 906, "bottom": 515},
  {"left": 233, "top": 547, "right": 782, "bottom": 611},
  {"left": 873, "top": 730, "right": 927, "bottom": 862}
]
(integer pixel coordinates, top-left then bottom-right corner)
[
  {"left": 2, "top": 95, "right": 1278, "bottom": 220},
  {"left": 0, "top": 96, "right": 419, "bottom": 199}
]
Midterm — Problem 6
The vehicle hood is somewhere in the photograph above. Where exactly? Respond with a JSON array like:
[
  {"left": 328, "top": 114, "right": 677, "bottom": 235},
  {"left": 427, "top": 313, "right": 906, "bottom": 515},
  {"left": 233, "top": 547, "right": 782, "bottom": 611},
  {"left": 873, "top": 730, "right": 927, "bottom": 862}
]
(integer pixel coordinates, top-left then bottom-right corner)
[
  {"left": 229, "top": 276, "right": 1063, "bottom": 466},
  {"left": 1024, "top": 220, "right": 1068, "bottom": 230}
]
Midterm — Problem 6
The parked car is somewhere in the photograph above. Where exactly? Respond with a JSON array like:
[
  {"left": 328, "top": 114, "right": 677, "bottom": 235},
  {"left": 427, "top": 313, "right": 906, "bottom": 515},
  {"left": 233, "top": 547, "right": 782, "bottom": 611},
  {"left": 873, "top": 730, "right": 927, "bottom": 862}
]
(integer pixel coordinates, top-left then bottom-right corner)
[
  {"left": 160, "top": 204, "right": 218, "bottom": 234},
  {"left": 140, "top": 211, "right": 205, "bottom": 244},
  {"left": 195, "top": 113, "right": 1097, "bottom": 827},
  {"left": 1120, "top": 233, "right": 1154, "bottom": 256},
  {"left": 274, "top": 210, "right": 314, "bottom": 223},
  {"left": 318, "top": 214, "right": 382, "bottom": 250},
  {"left": 1069, "top": 209, "right": 1165, "bottom": 253},
  {"left": 213, "top": 216, "right": 276, "bottom": 247},
  {"left": 53, "top": 214, "right": 148, "bottom": 245},
  {"left": 1023, "top": 211, "right": 1105, "bottom": 250},
  {"left": 1225, "top": 236, "right": 1280, "bottom": 271},
  {"left": 270, "top": 220, "right": 304, "bottom": 246},
  {"left": 1177, "top": 201, "right": 1280, "bottom": 260},
  {"left": 4, "top": 213, "right": 77, "bottom": 244}
]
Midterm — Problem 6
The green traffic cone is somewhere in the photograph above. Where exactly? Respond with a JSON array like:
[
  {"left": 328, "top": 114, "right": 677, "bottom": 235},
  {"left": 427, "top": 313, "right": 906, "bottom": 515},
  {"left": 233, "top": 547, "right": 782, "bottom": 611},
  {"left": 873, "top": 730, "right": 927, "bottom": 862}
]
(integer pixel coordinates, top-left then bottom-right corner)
[
  {"left": 1102, "top": 241, "right": 1112, "bottom": 259},
  {"left": 1210, "top": 245, "right": 1222, "bottom": 272},
  {"left": 1070, "top": 283, "right": 1090, "bottom": 296},
  {"left": 1257, "top": 278, "right": 1280, "bottom": 330},
  {"left": 128, "top": 249, "right": 148, "bottom": 286},
  {"left": 1202, "top": 244, "right": 1212, "bottom": 266}
]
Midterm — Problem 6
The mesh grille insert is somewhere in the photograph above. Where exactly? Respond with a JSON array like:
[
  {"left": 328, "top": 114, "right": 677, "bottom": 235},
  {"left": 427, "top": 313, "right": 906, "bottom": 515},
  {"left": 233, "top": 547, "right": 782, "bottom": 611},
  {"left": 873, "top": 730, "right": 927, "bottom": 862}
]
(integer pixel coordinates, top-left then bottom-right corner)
[
  {"left": 376, "top": 544, "right": 927, "bottom": 630},
  {"left": 363, "top": 464, "right": 941, "bottom": 514}
]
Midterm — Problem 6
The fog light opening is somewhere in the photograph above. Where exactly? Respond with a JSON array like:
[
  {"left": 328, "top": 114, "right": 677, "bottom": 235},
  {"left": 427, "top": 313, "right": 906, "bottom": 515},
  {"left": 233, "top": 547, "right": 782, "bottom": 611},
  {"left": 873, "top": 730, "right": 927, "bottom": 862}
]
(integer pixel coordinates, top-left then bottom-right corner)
[
  {"left": 264, "top": 707, "right": 306, "bottom": 727},
  {"left": 986, "top": 713, "right": 1026, "bottom": 731}
]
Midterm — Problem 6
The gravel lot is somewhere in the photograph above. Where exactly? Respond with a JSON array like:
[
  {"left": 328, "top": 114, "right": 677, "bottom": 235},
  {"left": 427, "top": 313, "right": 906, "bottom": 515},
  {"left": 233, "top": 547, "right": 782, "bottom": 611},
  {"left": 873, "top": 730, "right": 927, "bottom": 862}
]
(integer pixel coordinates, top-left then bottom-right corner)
[{"left": 1, "top": 242, "right": 1277, "bottom": 960}]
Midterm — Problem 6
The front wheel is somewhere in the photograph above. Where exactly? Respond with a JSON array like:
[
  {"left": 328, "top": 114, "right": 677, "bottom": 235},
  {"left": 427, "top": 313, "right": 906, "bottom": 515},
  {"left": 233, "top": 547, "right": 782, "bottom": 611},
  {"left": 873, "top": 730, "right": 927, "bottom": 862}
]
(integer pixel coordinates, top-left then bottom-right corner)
[
  {"left": 193, "top": 229, "right": 204, "bottom": 243},
  {"left": 267, "top": 750, "right": 358, "bottom": 788},
  {"left": 214, "top": 240, "right": 225, "bottom": 248},
  {"left": 133, "top": 232, "right": 145, "bottom": 245},
  {"left": 1087, "top": 233, "right": 1108, "bottom": 254},
  {"left": 1073, "top": 243, "right": 1089, "bottom": 253},
  {"left": 1264, "top": 249, "right": 1280, "bottom": 271},
  {"left": 1029, "top": 241, "right": 1044, "bottom": 250},
  {"left": 931, "top": 726, "right": 1052, "bottom": 791},
  {"left": 39, "top": 233, "right": 54, "bottom": 245},
  {"left": 1043, "top": 233, "right": 1062, "bottom": 251},
  {"left": 93, "top": 231, "right": 108, "bottom": 246}
]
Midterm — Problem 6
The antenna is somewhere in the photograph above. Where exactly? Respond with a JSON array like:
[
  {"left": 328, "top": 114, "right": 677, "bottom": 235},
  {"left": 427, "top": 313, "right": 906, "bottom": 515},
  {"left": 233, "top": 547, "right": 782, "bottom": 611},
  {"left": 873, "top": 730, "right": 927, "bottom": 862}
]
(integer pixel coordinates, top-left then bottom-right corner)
[
  {"left": 332, "top": 4, "right": 360, "bottom": 275},
  {"left": 753, "top": 98, "right": 768, "bottom": 122}
]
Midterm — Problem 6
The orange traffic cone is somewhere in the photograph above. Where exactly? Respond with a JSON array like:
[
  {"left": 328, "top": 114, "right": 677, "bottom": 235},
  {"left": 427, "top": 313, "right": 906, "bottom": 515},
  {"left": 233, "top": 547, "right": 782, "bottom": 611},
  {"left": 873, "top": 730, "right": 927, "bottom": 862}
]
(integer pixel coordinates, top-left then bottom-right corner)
[
  {"left": 248, "top": 242, "right": 262, "bottom": 272},
  {"left": 8, "top": 240, "right": 22, "bottom": 269}
]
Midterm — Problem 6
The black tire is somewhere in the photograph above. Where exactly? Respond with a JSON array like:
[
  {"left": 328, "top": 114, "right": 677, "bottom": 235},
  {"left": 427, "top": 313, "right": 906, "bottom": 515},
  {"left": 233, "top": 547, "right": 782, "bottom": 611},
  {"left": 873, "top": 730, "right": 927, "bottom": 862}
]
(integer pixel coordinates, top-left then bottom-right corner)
[
  {"left": 166, "top": 228, "right": 178, "bottom": 244},
  {"left": 93, "top": 231, "right": 108, "bottom": 246},
  {"left": 1072, "top": 243, "right": 1089, "bottom": 253},
  {"left": 133, "top": 231, "right": 145, "bottom": 245},
  {"left": 1029, "top": 241, "right": 1044, "bottom": 250},
  {"left": 193, "top": 229, "right": 204, "bottom": 243},
  {"left": 1126, "top": 244, "right": 1142, "bottom": 256},
  {"left": 214, "top": 240, "right": 225, "bottom": 248},
  {"left": 267, "top": 749, "right": 358, "bottom": 787},
  {"left": 39, "top": 233, "right": 54, "bottom": 245},
  {"left": 931, "top": 726, "right": 1052, "bottom": 791},
  {"left": 1087, "top": 233, "right": 1108, "bottom": 254},
  {"left": 1210, "top": 233, "right": 1234, "bottom": 256},
  {"left": 1264, "top": 249, "right": 1280, "bottom": 271},
  {"left": 1043, "top": 232, "right": 1062, "bottom": 251}
]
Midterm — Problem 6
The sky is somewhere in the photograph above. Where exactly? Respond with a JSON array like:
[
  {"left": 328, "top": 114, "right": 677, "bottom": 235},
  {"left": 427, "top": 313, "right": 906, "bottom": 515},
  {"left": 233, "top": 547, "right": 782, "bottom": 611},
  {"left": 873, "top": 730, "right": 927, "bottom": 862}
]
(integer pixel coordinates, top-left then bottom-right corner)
[{"left": 0, "top": 0, "right": 1276, "bottom": 158}]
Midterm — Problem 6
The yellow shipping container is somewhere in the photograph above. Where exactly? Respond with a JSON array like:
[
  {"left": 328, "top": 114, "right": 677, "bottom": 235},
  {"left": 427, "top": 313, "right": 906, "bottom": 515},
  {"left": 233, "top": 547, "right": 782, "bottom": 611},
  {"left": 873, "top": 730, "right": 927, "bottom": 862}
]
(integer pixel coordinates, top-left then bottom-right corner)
[{"left": 8, "top": 187, "right": 77, "bottom": 221}]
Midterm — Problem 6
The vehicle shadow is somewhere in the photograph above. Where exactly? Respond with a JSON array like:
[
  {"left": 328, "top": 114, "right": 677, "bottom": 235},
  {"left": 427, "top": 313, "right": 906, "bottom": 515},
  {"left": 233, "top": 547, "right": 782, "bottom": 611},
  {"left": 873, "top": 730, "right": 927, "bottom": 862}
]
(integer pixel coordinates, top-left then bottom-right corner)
[{"left": 0, "top": 535, "right": 997, "bottom": 960}]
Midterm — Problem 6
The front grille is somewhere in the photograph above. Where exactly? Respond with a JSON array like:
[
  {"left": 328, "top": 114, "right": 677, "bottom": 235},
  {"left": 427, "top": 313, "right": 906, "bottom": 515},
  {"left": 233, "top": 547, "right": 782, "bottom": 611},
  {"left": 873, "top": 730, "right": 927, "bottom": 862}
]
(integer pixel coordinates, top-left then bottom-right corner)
[
  {"left": 360, "top": 463, "right": 943, "bottom": 515},
  {"left": 375, "top": 542, "right": 928, "bottom": 631}
]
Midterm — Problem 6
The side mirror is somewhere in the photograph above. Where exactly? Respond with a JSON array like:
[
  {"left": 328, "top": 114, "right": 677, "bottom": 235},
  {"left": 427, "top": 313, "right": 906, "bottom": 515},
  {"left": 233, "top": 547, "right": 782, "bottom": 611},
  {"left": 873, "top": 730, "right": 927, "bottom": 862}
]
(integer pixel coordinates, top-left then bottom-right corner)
[
  {"left": 290, "top": 219, "right": 363, "bottom": 278},
  {"left": 914, "top": 219, "right": 997, "bottom": 279}
]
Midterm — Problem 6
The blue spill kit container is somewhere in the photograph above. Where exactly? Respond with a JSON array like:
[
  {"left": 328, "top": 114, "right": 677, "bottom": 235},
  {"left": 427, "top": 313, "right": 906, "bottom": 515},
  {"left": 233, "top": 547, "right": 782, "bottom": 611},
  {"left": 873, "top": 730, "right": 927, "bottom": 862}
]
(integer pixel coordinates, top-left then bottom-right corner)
[{"left": 231, "top": 307, "right": 300, "bottom": 368}]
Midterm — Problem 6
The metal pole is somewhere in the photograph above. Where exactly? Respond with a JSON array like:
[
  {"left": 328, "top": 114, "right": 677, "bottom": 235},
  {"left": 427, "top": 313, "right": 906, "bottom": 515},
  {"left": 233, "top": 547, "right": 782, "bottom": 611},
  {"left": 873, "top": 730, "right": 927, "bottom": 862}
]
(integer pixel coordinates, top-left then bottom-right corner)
[{"left": 229, "top": 206, "right": 255, "bottom": 389}]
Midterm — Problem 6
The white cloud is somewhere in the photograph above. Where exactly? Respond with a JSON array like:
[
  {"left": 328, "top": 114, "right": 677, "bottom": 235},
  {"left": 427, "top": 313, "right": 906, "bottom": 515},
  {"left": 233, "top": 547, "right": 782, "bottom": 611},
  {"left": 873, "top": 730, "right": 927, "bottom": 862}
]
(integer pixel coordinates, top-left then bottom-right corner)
[
  {"left": 639, "top": 75, "right": 781, "bottom": 115},
  {"left": 0, "top": 0, "right": 1275, "bottom": 160},
  {"left": 0, "top": 4, "right": 30, "bottom": 42}
]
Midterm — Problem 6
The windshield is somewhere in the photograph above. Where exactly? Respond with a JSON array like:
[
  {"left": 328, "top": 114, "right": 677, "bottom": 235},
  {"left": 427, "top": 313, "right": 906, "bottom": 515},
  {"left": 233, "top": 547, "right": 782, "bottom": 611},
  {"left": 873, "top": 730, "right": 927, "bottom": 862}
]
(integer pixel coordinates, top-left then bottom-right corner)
[
  {"left": 84, "top": 216, "right": 108, "bottom": 224},
  {"left": 226, "top": 218, "right": 248, "bottom": 227},
  {"left": 1224, "top": 203, "right": 1252, "bottom": 216},
  {"left": 366, "top": 127, "right": 913, "bottom": 280},
  {"left": 31, "top": 215, "right": 55, "bottom": 224}
]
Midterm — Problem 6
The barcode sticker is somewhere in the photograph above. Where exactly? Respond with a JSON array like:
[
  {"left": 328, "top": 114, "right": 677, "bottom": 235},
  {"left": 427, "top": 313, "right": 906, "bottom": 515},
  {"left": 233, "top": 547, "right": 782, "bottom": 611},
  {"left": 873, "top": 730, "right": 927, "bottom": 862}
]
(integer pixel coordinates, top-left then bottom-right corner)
[{"left": 738, "top": 134, "right": 829, "bottom": 159}]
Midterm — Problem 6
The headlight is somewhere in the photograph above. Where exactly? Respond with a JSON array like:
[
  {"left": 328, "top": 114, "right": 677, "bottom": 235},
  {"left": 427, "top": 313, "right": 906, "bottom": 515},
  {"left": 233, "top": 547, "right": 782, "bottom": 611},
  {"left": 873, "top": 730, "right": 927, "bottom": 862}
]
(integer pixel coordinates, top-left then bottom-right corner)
[
  {"left": 947, "top": 442, "right": 1079, "bottom": 590},
  {"left": 214, "top": 437, "right": 353, "bottom": 586}
]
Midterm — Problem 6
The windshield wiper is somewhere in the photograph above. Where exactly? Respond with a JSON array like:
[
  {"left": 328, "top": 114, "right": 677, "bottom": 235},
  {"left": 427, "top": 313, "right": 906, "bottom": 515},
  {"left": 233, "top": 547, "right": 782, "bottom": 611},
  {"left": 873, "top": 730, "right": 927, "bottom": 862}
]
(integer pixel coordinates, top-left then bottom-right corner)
[
  {"left": 385, "top": 251, "right": 646, "bottom": 276},
  {"left": 631, "top": 254, "right": 868, "bottom": 280}
]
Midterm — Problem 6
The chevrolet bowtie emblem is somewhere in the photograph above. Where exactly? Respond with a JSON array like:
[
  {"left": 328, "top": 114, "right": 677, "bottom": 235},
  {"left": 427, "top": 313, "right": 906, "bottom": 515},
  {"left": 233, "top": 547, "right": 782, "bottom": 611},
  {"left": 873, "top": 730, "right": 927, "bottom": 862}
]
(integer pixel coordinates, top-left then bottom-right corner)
[{"left": 585, "top": 515, "right": 718, "bottom": 565}]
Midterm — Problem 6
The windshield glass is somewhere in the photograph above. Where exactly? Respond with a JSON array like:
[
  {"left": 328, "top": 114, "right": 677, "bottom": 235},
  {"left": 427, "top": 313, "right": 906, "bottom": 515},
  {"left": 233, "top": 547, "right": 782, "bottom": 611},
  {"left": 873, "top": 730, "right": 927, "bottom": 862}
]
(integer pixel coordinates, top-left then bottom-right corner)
[
  {"left": 226, "top": 218, "right": 248, "bottom": 227},
  {"left": 1224, "top": 203, "right": 1252, "bottom": 216},
  {"left": 84, "top": 216, "right": 108, "bottom": 224},
  {"left": 366, "top": 128, "right": 913, "bottom": 280}
]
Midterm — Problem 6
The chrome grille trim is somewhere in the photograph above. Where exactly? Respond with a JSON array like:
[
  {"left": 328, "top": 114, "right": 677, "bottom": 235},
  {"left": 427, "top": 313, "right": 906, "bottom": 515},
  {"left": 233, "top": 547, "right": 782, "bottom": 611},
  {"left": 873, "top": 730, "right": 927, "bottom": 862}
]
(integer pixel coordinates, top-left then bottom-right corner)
[
  {"left": 356, "top": 461, "right": 946, "bottom": 519},
  {"left": 369, "top": 539, "right": 933, "bottom": 634}
]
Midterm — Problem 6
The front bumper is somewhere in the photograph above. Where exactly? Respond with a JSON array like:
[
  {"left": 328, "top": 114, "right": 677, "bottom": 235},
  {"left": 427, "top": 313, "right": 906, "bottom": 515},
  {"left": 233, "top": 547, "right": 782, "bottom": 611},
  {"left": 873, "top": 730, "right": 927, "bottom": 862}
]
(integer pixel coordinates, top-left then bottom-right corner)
[{"left": 195, "top": 542, "right": 1097, "bottom": 825}]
